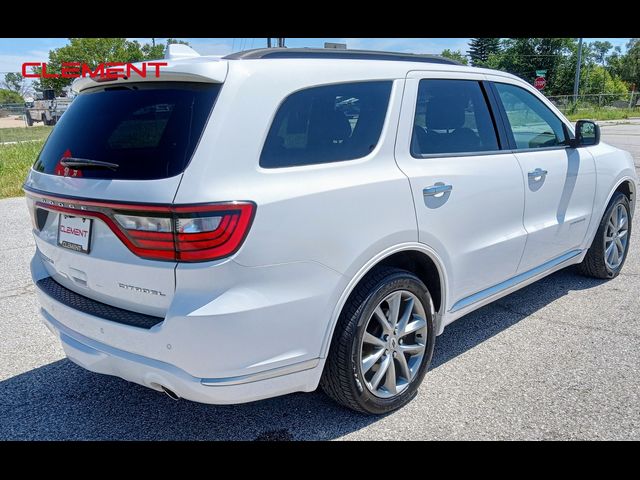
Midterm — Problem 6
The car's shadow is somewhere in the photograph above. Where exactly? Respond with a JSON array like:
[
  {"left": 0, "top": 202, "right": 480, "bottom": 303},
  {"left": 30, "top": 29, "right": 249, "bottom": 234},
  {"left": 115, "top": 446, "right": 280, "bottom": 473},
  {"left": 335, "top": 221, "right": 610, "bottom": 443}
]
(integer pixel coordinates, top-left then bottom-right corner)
[{"left": 0, "top": 266, "right": 607, "bottom": 440}]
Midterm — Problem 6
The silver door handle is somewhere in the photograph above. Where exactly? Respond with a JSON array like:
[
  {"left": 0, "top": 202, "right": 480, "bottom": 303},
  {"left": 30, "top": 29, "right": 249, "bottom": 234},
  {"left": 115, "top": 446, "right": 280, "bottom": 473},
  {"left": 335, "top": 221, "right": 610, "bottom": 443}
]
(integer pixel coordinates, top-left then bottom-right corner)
[
  {"left": 423, "top": 184, "right": 453, "bottom": 197},
  {"left": 528, "top": 168, "right": 548, "bottom": 178}
]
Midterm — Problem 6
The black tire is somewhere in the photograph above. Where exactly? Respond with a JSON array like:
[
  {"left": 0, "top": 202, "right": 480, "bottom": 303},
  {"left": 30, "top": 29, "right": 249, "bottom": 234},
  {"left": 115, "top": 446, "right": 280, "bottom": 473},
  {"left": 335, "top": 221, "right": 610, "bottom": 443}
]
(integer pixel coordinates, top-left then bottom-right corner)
[
  {"left": 577, "top": 192, "right": 632, "bottom": 279},
  {"left": 321, "top": 267, "right": 435, "bottom": 414},
  {"left": 25, "top": 111, "right": 33, "bottom": 126}
]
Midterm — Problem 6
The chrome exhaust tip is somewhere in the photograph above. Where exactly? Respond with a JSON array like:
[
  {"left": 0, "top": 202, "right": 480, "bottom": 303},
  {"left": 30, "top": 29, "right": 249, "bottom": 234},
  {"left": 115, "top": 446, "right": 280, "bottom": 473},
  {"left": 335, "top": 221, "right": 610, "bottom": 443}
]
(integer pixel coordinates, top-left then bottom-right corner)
[{"left": 161, "top": 386, "right": 180, "bottom": 401}]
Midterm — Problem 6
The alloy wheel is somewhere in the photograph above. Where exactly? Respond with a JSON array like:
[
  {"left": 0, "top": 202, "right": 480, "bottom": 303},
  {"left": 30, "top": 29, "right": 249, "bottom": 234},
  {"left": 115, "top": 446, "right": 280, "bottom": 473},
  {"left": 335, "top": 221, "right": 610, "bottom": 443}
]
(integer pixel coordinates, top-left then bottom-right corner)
[
  {"left": 359, "top": 290, "right": 428, "bottom": 398},
  {"left": 604, "top": 203, "right": 629, "bottom": 270}
]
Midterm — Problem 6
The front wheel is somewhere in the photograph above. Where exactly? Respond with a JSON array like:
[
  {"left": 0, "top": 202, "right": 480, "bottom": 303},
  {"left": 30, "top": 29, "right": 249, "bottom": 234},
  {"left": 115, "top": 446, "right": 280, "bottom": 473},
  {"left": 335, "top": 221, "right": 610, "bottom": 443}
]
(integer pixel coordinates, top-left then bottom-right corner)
[
  {"left": 321, "top": 267, "right": 435, "bottom": 414},
  {"left": 578, "top": 192, "right": 632, "bottom": 279}
]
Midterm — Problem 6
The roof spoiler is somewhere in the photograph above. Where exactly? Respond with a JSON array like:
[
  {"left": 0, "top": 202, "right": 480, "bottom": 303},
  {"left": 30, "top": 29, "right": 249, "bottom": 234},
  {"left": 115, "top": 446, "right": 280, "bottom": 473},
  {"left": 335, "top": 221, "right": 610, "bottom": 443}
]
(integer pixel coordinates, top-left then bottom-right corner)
[{"left": 164, "top": 44, "right": 200, "bottom": 60}]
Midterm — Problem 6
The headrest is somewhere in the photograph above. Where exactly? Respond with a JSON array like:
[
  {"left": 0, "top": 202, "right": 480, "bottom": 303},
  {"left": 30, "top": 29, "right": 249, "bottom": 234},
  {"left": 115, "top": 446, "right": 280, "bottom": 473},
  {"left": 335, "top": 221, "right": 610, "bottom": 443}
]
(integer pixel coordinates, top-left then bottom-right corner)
[{"left": 425, "top": 95, "right": 467, "bottom": 130}]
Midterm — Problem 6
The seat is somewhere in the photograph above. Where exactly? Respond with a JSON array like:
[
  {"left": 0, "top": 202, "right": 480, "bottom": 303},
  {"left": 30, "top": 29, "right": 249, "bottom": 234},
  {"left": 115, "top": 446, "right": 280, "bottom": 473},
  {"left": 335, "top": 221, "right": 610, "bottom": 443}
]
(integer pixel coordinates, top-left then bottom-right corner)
[{"left": 422, "top": 95, "right": 481, "bottom": 154}]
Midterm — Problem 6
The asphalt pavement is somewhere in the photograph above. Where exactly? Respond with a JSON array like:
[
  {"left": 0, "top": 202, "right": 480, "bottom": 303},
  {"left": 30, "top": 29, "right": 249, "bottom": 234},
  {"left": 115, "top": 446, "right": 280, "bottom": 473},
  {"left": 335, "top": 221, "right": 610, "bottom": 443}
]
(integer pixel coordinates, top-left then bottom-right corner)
[{"left": 1, "top": 120, "right": 639, "bottom": 440}]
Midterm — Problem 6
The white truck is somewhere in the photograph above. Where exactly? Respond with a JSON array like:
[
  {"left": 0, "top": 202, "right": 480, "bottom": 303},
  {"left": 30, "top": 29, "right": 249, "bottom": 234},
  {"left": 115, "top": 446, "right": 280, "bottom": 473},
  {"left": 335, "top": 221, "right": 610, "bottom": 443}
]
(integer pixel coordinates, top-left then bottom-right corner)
[{"left": 25, "top": 89, "right": 72, "bottom": 126}]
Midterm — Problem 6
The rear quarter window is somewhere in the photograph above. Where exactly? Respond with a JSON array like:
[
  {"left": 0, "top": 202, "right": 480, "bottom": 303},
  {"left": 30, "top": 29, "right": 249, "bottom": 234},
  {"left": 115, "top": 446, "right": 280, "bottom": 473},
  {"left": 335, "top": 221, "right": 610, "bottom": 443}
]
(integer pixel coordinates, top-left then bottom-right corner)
[
  {"left": 260, "top": 81, "right": 393, "bottom": 168},
  {"left": 33, "top": 82, "right": 221, "bottom": 180}
]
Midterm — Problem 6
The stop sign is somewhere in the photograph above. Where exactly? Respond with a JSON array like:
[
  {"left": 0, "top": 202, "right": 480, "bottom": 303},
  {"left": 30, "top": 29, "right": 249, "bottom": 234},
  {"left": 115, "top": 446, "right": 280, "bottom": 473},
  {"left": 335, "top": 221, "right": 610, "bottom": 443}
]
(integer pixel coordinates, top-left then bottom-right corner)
[{"left": 534, "top": 76, "right": 547, "bottom": 90}]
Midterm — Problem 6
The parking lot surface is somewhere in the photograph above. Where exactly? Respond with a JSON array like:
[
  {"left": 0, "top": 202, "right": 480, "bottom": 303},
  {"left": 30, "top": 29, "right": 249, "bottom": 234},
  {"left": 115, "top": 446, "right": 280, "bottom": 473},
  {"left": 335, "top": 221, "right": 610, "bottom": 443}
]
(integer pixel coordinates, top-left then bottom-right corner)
[{"left": 1, "top": 120, "right": 639, "bottom": 440}]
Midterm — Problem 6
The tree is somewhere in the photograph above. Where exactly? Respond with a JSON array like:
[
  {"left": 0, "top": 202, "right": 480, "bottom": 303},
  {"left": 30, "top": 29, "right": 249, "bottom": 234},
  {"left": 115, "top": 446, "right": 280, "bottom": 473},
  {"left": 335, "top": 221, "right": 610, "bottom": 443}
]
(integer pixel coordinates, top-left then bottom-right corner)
[
  {"left": 467, "top": 38, "right": 500, "bottom": 66},
  {"left": 440, "top": 49, "right": 468, "bottom": 65},
  {"left": 3, "top": 73, "right": 22, "bottom": 95},
  {"left": 33, "top": 38, "right": 190, "bottom": 95},
  {"left": 493, "top": 38, "right": 576, "bottom": 95},
  {"left": 592, "top": 41, "right": 613, "bottom": 66},
  {"left": 591, "top": 41, "right": 613, "bottom": 94},
  {"left": 0, "top": 88, "right": 23, "bottom": 104},
  {"left": 617, "top": 38, "right": 640, "bottom": 91}
]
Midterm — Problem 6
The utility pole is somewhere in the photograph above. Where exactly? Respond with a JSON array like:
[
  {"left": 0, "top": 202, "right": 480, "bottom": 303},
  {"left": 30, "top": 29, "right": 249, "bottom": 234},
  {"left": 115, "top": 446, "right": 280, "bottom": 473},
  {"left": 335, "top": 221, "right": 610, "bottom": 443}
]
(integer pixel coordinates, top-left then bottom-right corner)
[{"left": 573, "top": 38, "right": 583, "bottom": 104}]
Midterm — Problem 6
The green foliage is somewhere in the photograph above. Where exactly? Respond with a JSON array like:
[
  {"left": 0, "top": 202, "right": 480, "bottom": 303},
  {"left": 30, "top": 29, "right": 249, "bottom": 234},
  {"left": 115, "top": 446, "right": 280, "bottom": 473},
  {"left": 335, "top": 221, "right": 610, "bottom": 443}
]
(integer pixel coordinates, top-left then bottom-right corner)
[
  {"left": 440, "top": 49, "right": 468, "bottom": 65},
  {"left": 471, "top": 38, "right": 635, "bottom": 97},
  {"left": 591, "top": 41, "right": 613, "bottom": 65},
  {"left": 580, "top": 66, "right": 629, "bottom": 97},
  {"left": 34, "top": 38, "right": 190, "bottom": 95},
  {"left": 0, "top": 88, "right": 23, "bottom": 104},
  {"left": 0, "top": 140, "right": 45, "bottom": 198},
  {"left": 613, "top": 38, "right": 640, "bottom": 89},
  {"left": 491, "top": 38, "right": 575, "bottom": 95},
  {"left": 564, "top": 107, "right": 639, "bottom": 121},
  {"left": 0, "top": 126, "right": 52, "bottom": 143},
  {"left": 467, "top": 38, "right": 501, "bottom": 66},
  {"left": 2, "top": 73, "right": 24, "bottom": 95}
]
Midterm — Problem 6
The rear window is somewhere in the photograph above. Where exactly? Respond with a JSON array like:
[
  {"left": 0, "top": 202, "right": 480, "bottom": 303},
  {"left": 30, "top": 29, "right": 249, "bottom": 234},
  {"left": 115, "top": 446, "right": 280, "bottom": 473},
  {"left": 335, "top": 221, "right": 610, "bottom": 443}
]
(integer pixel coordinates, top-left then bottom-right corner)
[
  {"left": 33, "top": 82, "right": 221, "bottom": 180},
  {"left": 260, "top": 81, "right": 392, "bottom": 168}
]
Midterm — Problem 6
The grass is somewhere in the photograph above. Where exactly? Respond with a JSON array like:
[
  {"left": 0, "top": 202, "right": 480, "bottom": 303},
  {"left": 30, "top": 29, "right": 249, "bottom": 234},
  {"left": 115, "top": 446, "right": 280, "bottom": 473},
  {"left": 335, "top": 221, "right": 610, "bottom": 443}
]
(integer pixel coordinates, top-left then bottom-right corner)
[
  {"left": 0, "top": 140, "right": 44, "bottom": 198},
  {"left": 0, "top": 126, "right": 53, "bottom": 144},
  {"left": 563, "top": 107, "right": 640, "bottom": 122}
]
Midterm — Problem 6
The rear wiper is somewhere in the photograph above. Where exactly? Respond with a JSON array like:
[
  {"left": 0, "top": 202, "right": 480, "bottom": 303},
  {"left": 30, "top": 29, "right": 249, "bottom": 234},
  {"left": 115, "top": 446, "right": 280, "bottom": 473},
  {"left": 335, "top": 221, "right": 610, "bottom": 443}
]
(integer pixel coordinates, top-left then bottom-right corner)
[{"left": 60, "top": 157, "right": 120, "bottom": 171}]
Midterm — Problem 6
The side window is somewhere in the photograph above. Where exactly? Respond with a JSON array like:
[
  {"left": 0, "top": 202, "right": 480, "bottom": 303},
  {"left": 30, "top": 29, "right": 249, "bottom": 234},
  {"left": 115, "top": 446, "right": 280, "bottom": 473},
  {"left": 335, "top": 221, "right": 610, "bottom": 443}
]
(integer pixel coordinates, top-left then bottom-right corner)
[
  {"left": 260, "top": 81, "right": 392, "bottom": 168},
  {"left": 494, "top": 82, "right": 568, "bottom": 150},
  {"left": 411, "top": 79, "right": 499, "bottom": 157}
]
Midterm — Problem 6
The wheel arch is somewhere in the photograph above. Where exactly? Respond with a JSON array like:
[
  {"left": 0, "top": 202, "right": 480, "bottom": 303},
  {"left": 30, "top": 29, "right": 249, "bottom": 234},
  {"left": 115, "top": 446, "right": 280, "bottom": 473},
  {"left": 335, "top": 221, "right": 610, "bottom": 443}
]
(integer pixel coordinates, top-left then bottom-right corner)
[
  {"left": 613, "top": 178, "right": 636, "bottom": 217},
  {"left": 320, "top": 243, "right": 448, "bottom": 358},
  {"left": 585, "top": 176, "right": 636, "bottom": 251}
]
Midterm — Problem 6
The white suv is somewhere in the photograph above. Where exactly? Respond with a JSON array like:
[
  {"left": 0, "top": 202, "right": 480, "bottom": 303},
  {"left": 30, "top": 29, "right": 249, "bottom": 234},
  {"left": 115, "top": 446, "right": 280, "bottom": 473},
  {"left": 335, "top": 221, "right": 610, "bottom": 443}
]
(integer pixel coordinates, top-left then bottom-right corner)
[{"left": 25, "top": 46, "right": 637, "bottom": 414}]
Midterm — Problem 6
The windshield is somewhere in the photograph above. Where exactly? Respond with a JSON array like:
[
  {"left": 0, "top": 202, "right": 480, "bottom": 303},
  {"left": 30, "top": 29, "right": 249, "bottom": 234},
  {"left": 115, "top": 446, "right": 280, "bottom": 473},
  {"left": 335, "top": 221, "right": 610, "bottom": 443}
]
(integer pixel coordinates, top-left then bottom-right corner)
[{"left": 33, "top": 82, "right": 221, "bottom": 180}]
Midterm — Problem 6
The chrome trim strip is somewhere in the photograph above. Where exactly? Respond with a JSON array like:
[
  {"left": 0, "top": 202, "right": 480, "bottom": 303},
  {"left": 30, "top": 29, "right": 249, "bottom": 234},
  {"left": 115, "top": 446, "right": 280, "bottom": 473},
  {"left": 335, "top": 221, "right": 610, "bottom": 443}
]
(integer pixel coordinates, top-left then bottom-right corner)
[
  {"left": 200, "top": 359, "right": 320, "bottom": 387},
  {"left": 449, "top": 249, "right": 583, "bottom": 313},
  {"left": 423, "top": 184, "right": 453, "bottom": 197}
]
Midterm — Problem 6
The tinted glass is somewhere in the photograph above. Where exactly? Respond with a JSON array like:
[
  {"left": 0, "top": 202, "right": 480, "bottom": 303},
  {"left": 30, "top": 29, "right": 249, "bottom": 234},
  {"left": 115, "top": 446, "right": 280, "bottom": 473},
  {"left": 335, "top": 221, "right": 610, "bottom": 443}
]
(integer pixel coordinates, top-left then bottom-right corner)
[
  {"left": 33, "top": 82, "right": 221, "bottom": 180},
  {"left": 494, "top": 82, "right": 567, "bottom": 149},
  {"left": 260, "top": 81, "right": 392, "bottom": 168},
  {"left": 411, "top": 79, "right": 499, "bottom": 156}
]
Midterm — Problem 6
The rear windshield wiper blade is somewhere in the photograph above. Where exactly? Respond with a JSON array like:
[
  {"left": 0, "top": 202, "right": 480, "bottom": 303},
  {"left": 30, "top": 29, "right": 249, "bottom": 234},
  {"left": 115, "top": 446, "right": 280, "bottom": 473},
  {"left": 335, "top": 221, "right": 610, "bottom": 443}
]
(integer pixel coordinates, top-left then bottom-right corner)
[{"left": 60, "top": 158, "right": 120, "bottom": 171}]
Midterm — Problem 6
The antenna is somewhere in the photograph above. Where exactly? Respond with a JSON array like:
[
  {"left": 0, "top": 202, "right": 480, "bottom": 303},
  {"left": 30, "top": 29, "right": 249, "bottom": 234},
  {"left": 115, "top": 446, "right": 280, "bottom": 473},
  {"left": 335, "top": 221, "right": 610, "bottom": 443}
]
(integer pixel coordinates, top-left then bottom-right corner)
[{"left": 164, "top": 44, "right": 200, "bottom": 60}]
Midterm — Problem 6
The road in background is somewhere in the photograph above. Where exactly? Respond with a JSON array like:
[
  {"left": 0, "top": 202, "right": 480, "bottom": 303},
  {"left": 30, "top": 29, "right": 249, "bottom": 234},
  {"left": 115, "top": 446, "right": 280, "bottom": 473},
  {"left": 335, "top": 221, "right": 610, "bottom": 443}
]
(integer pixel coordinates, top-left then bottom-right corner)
[{"left": 0, "top": 121, "right": 639, "bottom": 440}]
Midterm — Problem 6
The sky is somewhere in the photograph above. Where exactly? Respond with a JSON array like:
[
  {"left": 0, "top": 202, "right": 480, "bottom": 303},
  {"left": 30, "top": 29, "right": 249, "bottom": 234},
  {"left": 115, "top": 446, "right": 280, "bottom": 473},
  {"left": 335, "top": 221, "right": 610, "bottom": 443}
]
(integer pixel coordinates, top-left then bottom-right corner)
[{"left": 0, "top": 37, "right": 632, "bottom": 74}]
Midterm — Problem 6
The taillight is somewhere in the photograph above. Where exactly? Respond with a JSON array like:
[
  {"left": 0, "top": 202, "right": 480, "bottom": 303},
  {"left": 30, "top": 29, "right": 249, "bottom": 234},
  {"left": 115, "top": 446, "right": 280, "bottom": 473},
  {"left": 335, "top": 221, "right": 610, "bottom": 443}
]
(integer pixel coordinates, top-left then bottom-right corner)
[
  {"left": 173, "top": 204, "right": 254, "bottom": 261},
  {"left": 29, "top": 191, "right": 255, "bottom": 263}
]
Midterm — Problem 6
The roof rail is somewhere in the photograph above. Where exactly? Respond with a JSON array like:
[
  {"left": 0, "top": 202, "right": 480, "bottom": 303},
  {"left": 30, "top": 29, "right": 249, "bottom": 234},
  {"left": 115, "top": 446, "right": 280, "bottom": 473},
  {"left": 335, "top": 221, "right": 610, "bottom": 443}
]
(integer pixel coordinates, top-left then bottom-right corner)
[{"left": 223, "top": 48, "right": 462, "bottom": 65}]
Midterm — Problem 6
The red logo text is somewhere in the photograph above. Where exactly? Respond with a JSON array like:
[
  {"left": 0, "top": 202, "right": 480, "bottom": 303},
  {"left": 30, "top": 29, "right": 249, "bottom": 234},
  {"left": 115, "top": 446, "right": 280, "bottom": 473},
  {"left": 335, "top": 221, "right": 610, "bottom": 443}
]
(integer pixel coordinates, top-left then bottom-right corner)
[
  {"left": 22, "top": 62, "right": 168, "bottom": 80},
  {"left": 59, "top": 225, "right": 89, "bottom": 237}
]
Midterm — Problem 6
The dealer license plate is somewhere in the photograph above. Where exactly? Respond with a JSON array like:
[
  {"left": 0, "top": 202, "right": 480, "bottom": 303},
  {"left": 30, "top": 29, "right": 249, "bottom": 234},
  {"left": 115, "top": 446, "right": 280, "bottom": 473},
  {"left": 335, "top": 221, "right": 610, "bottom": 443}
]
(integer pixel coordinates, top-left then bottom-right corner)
[{"left": 57, "top": 214, "right": 92, "bottom": 254}]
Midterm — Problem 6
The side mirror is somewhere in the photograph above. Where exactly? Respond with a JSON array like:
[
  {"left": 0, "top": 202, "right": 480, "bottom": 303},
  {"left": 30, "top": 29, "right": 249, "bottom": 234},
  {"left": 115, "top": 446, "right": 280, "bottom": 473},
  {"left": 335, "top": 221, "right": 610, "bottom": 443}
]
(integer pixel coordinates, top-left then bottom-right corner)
[{"left": 570, "top": 120, "right": 600, "bottom": 148}]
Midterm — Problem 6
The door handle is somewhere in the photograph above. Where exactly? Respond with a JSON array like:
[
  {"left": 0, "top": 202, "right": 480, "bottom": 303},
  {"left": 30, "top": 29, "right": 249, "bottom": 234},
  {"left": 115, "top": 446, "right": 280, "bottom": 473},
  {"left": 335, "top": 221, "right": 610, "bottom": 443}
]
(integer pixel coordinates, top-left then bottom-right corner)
[
  {"left": 423, "top": 184, "right": 453, "bottom": 197},
  {"left": 528, "top": 168, "right": 548, "bottom": 179}
]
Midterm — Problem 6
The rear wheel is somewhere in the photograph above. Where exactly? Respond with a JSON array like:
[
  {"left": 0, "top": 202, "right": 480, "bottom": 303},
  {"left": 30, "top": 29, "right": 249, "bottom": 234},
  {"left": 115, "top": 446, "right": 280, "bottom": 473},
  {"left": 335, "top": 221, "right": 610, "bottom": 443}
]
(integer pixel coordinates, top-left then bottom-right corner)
[
  {"left": 578, "top": 192, "right": 631, "bottom": 279},
  {"left": 321, "top": 267, "right": 435, "bottom": 414}
]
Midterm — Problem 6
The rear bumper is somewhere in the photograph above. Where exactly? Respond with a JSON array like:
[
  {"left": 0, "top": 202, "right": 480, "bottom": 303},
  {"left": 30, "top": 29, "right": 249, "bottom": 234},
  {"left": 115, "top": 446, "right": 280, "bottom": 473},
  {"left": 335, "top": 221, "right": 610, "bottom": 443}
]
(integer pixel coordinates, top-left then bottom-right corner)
[
  {"left": 31, "top": 250, "right": 343, "bottom": 404},
  {"left": 40, "top": 306, "right": 322, "bottom": 405}
]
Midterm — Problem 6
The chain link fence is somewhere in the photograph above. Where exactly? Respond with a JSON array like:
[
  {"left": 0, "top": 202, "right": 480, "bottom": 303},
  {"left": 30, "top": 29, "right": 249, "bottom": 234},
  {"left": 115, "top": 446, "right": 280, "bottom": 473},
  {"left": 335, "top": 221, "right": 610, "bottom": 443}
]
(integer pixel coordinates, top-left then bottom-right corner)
[{"left": 546, "top": 92, "right": 640, "bottom": 113}]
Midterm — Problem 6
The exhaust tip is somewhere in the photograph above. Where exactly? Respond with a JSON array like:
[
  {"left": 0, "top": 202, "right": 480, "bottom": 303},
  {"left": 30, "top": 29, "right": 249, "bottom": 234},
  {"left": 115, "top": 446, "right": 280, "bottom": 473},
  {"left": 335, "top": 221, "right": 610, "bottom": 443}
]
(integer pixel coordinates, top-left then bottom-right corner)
[{"left": 161, "top": 386, "right": 180, "bottom": 401}]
